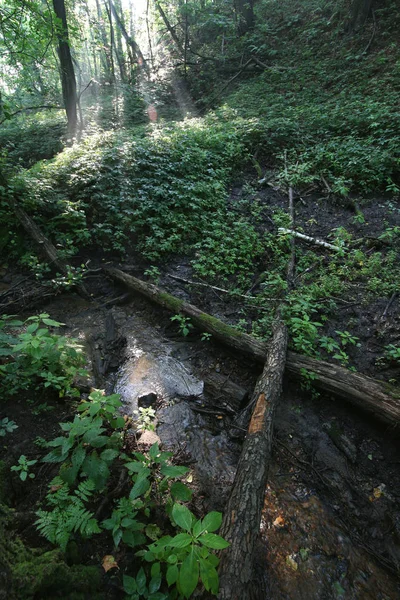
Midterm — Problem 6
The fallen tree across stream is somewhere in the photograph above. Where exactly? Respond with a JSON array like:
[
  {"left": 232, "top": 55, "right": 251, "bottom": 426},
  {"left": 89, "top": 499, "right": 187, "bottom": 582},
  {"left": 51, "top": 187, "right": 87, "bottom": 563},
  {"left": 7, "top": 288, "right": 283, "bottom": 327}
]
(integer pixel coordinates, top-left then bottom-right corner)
[{"left": 104, "top": 267, "right": 400, "bottom": 427}]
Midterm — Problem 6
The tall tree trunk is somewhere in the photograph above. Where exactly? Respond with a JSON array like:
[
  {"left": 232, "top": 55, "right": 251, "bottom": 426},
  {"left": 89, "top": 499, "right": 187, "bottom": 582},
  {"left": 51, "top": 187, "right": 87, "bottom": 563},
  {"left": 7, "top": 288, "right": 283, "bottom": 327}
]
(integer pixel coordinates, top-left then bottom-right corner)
[
  {"left": 155, "top": 1, "right": 184, "bottom": 55},
  {"left": 104, "top": 0, "right": 116, "bottom": 84},
  {"left": 349, "top": 0, "right": 374, "bottom": 31},
  {"left": 235, "top": 0, "right": 255, "bottom": 36},
  {"left": 113, "top": 0, "right": 127, "bottom": 81},
  {"left": 52, "top": 0, "right": 78, "bottom": 136},
  {"left": 110, "top": 0, "right": 148, "bottom": 71},
  {"left": 95, "top": 0, "right": 113, "bottom": 83}
]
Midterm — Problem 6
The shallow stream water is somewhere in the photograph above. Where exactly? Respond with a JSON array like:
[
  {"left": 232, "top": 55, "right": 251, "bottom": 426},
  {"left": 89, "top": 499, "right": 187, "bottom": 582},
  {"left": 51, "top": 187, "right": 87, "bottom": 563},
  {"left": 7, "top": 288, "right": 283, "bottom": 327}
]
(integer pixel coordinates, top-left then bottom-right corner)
[{"left": 44, "top": 293, "right": 400, "bottom": 599}]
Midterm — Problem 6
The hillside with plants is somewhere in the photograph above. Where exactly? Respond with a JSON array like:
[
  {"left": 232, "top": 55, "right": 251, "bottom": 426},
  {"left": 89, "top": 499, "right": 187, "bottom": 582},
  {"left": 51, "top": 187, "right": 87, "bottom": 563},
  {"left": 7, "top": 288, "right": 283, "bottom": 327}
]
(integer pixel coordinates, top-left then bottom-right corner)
[{"left": 0, "top": 0, "right": 399, "bottom": 598}]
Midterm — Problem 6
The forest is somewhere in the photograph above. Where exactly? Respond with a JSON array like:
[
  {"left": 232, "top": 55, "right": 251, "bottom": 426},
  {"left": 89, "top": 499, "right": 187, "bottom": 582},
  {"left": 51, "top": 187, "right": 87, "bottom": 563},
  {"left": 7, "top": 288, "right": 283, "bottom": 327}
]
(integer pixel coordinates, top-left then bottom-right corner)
[{"left": 0, "top": 0, "right": 399, "bottom": 598}]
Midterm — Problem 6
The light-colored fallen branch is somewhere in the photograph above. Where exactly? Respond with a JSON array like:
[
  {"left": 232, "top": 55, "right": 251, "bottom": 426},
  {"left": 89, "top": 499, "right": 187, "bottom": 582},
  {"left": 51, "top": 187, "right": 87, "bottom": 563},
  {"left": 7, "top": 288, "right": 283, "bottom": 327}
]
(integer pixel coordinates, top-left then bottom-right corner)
[
  {"left": 278, "top": 228, "right": 344, "bottom": 252},
  {"left": 167, "top": 274, "right": 259, "bottom": 300}
]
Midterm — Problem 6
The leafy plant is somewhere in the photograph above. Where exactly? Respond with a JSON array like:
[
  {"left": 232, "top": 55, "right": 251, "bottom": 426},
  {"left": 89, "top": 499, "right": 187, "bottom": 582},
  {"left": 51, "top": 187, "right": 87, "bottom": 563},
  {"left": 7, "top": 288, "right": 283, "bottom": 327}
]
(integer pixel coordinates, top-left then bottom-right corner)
[
  {"left": 170, "top": 315, "right": 194, "bottom": 337},
  {"left": 0, "top": 313, "right": 86, "bottom": 397},
  {"left": 384, "top": 344, "right": 400, "bottom": 364},
  {"left": 139, "top": 504, "right": 229, "bottom": 599},
  {"left": 36, "top": 477, "right": 101, "bottom": 551},
  {"left": 0, "top": 417, "right": 18, "bottom": 437},
  {"left": 102, "top": 497, "right": 146, "bottom": 549},
  {"left": 133, "top": 407, "right": 156, "bottom": 432},
  {"left": 11, "top": 455, "right": 37, "bottom": 481}
]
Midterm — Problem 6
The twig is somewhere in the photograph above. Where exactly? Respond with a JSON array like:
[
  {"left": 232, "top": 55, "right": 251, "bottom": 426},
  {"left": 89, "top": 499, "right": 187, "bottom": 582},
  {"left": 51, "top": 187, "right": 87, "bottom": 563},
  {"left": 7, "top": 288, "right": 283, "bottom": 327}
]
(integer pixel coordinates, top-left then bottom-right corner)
[
  {"left": 380, "top": 291, "right": 397, "bottom": 321},
  {"left": 320, "top": 174, "right": 332, "bottom": 194},
  {"left": 167, "top": 274, "right": 259, "bottom": 300},
  {"left": 213, "top": 58, "right": 253, "bottom": 98}
]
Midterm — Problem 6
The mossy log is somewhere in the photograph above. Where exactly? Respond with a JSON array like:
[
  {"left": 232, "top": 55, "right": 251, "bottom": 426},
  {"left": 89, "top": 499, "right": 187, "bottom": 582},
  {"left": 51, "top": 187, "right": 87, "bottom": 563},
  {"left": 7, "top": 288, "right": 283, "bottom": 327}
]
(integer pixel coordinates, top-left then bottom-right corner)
[
  {"left": 9, "top": 197, "right": 90, "bottom": 300},
  {"left": 104, "top": 267, "right": 400, "bottom": 426}
]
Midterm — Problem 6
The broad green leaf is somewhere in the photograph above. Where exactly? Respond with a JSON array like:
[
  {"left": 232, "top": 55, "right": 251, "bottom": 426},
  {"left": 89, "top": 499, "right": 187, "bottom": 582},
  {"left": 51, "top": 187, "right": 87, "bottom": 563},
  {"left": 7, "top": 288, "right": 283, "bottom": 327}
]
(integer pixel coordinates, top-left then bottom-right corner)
[
  {"left": 160, "top": 464, "right": 189, "bottom": 478},
  {"left": 100, "top": 449, "right": 119, "bottom": 462},
  {"left": 123, "top": 530, "right": 146, "bottom": 547},
  {"left": 149, "top": 443, "right": 160, "bottom": 460},
  {"left": 202, "top": 511, "right": 222, "bottom": 533},
  {"left": 149, "top": 572, "right": 162, "bottom": 593},
  {"left": 71, "top": 446, "right": 86, "bottom": 471},
  {"left": 171, "top": 503, "right": 194, "bottom": 532},
  {"left": 151, "top": 562, "right": 161, "bottom": 578},
  {"left": 171, "top": 481, "right": 193, "bottom": 502},
  {"left": 199, "top": 557, "right": 219, "bottom": 594},
  {"left": 168, "top": 533, "right": 192, "bottom": 548},
  {"left": 123, "top": 574, "right": 137, "bottom": 595},
  {"left": 26, "top": 323, "right": 39, "bottom": 333},
  {"left": 198, "top": 533, "right": 230, "bottom": 550},
  {"left": 130, "top": 474, "right": 151, "bottom": 500},
  {"left": 179, "top": 550, "right": 199, "bottom": 598},
  {"left": 136, "top": 567, "right": 147, "bottom": 595},
  {"left": 166, "top": 564, "right": 179, "bottom": 586},
  {"left": 42, "top": 318, "right": 63, "bottom": 327},
  {"left": 193, "top": 519, "right": 204, "bottom": 538}
]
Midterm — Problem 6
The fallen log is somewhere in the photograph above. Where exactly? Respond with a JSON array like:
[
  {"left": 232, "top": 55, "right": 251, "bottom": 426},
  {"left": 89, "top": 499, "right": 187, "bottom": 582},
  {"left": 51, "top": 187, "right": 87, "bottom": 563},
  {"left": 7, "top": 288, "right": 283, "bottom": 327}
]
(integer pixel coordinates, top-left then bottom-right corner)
[
  {"left": 218, "top": 322, "right": 287, "bottom": 599},
  {"left": 202, "top": 371, "right": 248, "bottom": 414},
  {"left": 6, "top": 190, "right": 90, "bottom": 300},
  {"left": 218, "top": 185, "right": 295, "bottom": 599},
  {"left": 104, "top": 267, "right": 400, "bottom": 426}
]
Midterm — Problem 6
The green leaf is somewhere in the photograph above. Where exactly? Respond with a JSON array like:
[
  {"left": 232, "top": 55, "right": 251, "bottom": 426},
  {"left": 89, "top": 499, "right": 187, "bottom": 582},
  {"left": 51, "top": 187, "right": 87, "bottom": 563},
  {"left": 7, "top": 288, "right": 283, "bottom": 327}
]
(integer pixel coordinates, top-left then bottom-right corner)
[
  {"left": 130, "top": 473, "right": 151, "bottom": 500},
  {"left": 149, "top": 572, "right": 162, "bottom": 593},
  {"left": 168, "top": 533, "right": 193, "bottom": 548},
  {"left": 199, "top": 557, "right": 219, "bottom": 594},
  {"left": 123, "top": 574, "right": 137, "bottom": 595},
  {"left": 151, "top": 562, "right": 161, "bottom": 578},
  {"left": 202, "top": 511, "right": 222, "bottom": 533},
  {"left": 171, "top": 503, "right": 194, "bottom": 532},
  {"left": 26, "top": 323, "right": 39, "bottom": 333},
  {"left": 193, "top": 519, "right": 204, "bottom": 538},
  {"left": 149, "top": 443, "right": 160, "bottom": 460},
  {"left": 100, "top": 449, "right": 119, "bottom": 462},
  {"left": 166, "top": 564, "right": 179, "bottom": 586},
  {"left": 179, "top": 550, "right": 199, "bottom": 598},
  {"left": 136, "top": 567, "right": 147, "bottom": 595},
  {"left": 170, "top": 481, "right": 193, "bottom": 502},
  {"left": 42, "top": 318, "right": 63, "bottom": 327},
  {"left": 122, "top": 530, "right": 146, "bottom": 548},
  {"left": 198, "top": 533, "right": 229, "bottom": 550},
  {"left": 71, "top": 446, "right": 86, "bottom": 470},
  {"left": 160, "top": 464, "right": 189, "bottom": 478}
]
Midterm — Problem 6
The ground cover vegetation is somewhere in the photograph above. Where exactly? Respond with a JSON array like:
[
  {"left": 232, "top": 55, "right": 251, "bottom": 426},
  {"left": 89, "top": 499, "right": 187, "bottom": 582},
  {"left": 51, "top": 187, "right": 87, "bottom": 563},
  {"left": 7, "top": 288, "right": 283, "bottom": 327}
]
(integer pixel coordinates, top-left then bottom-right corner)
[{"left": 0, "top": 0, "right": 400, "bottom": 597}]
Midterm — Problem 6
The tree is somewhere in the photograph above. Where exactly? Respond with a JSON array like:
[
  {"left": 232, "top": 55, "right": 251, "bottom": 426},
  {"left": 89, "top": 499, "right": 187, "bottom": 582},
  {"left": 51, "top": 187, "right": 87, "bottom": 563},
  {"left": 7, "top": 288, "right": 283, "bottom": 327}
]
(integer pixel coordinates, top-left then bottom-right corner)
[
  {"left": 52, "top": 0, "right": 78, "bottom": 136},
  {"left": 349, "top": 0, "right": 374, "bottom": 31}
]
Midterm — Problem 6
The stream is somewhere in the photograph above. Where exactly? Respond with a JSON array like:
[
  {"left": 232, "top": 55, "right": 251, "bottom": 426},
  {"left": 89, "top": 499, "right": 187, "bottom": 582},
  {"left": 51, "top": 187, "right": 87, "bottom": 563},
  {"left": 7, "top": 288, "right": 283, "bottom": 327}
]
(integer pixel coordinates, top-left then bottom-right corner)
[{"left": 44, "top": 290, "right": 400, "bottom": 599}]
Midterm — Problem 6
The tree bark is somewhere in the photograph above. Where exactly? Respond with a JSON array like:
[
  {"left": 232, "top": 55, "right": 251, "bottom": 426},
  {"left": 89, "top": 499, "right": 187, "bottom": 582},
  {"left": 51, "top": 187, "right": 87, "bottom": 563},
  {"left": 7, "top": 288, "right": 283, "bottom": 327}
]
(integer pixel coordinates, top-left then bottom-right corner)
[
  {"left": 349, "top": 0, "right": 374, "bottom": 31},
  {"left": 218, "top": 321, "right": 288, "bottom": 600},
  {"left": 52, "top": 0, "right": 78, "bottom": 136},
  {"left": 2, "top": 175, "right": 90, "bottom": 301},
  {"left": 110, "top": 0, "right": 148, "bottom": 70},
  {"left": 155, "top": 1, "right": 185, "bottom": 55},
  {"left": 104, "top": 267, "right": 400, "bottom": 426}
]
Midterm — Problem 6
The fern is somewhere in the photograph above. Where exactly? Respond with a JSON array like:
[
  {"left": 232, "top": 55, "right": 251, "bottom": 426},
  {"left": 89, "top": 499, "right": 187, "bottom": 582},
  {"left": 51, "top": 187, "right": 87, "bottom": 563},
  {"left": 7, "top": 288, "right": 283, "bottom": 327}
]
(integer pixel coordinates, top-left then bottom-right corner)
[{"left": 35, "top": 477, "right": 100, "bottom": 551}]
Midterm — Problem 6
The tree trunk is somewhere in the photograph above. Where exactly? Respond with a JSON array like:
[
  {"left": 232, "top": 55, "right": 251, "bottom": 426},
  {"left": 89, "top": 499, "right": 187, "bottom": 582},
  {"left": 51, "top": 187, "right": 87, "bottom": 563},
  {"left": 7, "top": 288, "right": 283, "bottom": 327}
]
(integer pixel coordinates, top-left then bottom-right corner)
[
  {"left": 52, "top": 0, "right": 78, "bottom": 137},
  {"left": 155, "top": 1, "right": 185, "bottom": 55},
  {"left": 110, "top": 1, "right": 148, "bottom": 70},
  {"left": 349, "top": 0, "right": 374, "bottom": 31},
  {"left": 218, "top": 321, "right": 288, "bottom": 600},
  {"left": 103, "top": 267, "right": 400, "bottom": 426},
  {"left": 235, "top": 0, "right": 255, "bottom": 36}
]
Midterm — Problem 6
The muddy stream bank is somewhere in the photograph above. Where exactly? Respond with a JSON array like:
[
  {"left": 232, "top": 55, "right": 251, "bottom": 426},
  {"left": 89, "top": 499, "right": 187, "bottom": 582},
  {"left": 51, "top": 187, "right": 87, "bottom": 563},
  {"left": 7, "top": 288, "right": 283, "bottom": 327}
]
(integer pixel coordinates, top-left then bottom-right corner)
[{"left": 40, "top": 282, "right": 400, "bottom": 600}]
